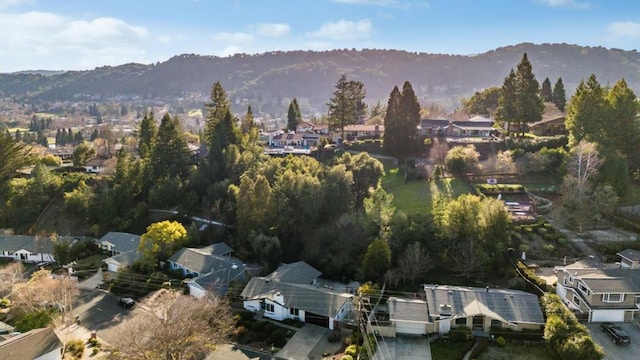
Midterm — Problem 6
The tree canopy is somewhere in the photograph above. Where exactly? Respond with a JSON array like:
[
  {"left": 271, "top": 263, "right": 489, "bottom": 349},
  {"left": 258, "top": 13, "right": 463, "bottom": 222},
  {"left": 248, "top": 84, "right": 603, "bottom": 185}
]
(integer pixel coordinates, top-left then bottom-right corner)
[{"left": 327, "top": 75, "right": 366, "bottom": 143}]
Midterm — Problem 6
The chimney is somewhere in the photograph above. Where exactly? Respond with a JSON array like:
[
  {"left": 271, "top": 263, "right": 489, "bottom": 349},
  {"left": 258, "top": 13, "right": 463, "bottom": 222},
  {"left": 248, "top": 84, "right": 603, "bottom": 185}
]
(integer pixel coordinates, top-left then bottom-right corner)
[
  {"left": 274, "top": 291, "right": 284, "bottom": 306},
  {"left": 486, "top": 285, "right": 489, "bottom": 293}
]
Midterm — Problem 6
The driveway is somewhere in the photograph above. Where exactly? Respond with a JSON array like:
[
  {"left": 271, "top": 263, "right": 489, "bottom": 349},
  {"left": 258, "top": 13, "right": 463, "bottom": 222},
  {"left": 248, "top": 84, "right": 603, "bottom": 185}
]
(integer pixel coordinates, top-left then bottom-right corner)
[
  {"left": 372, "top": 336, "right": 432, "bottom": 360},
  {"left": 588, "top": 322, "right": 640, "bottom": 360},
  {"left": 276, "top": 324, "right": 328, "bottom": 359}
]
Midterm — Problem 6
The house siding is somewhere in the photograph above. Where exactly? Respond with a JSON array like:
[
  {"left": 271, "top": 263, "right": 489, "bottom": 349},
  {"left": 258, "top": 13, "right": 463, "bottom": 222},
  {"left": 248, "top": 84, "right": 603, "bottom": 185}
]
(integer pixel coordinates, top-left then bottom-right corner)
[{"left": 0, "top": 250, "right": 54, "bottom": 263}]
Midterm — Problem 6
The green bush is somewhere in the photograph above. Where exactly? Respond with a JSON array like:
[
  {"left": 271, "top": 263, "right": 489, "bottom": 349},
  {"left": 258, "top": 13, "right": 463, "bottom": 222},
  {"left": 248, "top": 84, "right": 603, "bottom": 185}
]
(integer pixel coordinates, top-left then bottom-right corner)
[
  {"left": 65, "top": 339, "right": 85, "bottom": 359},
  {"left": 341, "top": 356, "right": 354, "bottom": 360},
  {"left": 516, "top": 261, "right": 548, "bottom": 292},
  {"left": 537, "top": 227, "right": 548, "bottom": 235},
  {"left": 496, "top": 336, "right": 506, "bottom": 347},
  {"left": 449, "top": 326, "right": 473, "bottom": 342},
  {"left": 268, "top": 329, "right": 288, "bottom": 348},
  {"left": 91, "top": 348, "right": 99, "bottom": 356},
  {"left": 87, "top": 337, "right": 101, "bottom": 348},
  {"left": 14, "top": 309, "right": 54, "bottom": 332},
  {"left": 234, "top": 310, "right": 255, "bottom": 324},
  {"left": 0, "top": 298, "right": 10, "bottom": 308}
]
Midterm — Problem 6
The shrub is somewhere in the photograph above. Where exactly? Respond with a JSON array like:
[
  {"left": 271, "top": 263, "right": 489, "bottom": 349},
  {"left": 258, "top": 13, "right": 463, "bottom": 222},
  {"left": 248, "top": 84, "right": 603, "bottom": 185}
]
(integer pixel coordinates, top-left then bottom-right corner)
[
  {"left": 87, "top": 337, "right": 101, "bottom": 348},
  {"left": 496, "top": 336, "right": 506, "bottom": 347},
  {"left": 14, "top": 309, "right": 54, "bottom": 332},
  {"left": 543, "top": 244, "right": 555, "bottom": 252},
  {"left": 516, "top": 261, "right": 548, "bottom": 292},
  {"left": 91, "top": 348, "right": 99, "bottom": 356},
  {"left": 268, "top": 329, "right": 288, "bottom": 348},
  {"left": 537, "top": 227, "right": 548, "bottom": 235},
  {"left": 0, "top": 298, "right": 10, "bottom": 308},
  {"left": 341, "top": 356, "right": 354, "bottom": 360},
  {"left": 345, "top": 344, "right": 358, "bottom": 357},
  {"left": 449, "top": 326, "right": 473, "bottom": 342},
  {"left": 65, "top": 339, "right": 85, "bottom": 359},
  {"left": 234, "top": 310, "right": 255, "bottom": 324}
]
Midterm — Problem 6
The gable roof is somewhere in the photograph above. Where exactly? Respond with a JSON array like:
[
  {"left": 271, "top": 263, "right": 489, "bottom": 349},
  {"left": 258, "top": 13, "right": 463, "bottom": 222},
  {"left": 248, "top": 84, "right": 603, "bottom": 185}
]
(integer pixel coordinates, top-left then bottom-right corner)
[
  {"left": 0, "top": 235, "right": 54, "bottom": 254},
  {"left": 264, "top": 261, "right": 322, "bottom": 284},
  {"left": 169, "top": 246, "right": 242, "bottom": 275},
  {"left": 97, "top": 232, "right": 141, "bottom": 253},
  {"left": 85, "top": 157, "right": 108, "bottom": 167},
  {"left": 0, "top": 327, "right": 62, "bottom": 360},
  {"left": 192, "top": 257, "right": 246, "bottom": 291},
  {"left": 106, "top": 248, "right": 141, "bottom": 267},
  {"left": 342, "top": 124, "right": 384, "bottom": 132},
  {"left": 576, "top": 269, "right": 640, "bottom": 293},
  {"left": 241, "top": 278, "right": 351, "bottom": 318},
  {"left": 198, "top": 242, "right": 233, "bottom": 257},
  {"left": 618, "top": 249, "right": 640, "bottom": 262},
  {"left": 424, "top": 284, "right": 544, "bottom": 325}
]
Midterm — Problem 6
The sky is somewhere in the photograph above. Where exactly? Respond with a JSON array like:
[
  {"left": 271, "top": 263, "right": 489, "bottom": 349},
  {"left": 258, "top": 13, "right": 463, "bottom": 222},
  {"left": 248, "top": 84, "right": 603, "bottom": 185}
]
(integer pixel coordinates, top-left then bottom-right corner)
[{"left": 0, "top": 0, "right": 639, "bottom": 72}]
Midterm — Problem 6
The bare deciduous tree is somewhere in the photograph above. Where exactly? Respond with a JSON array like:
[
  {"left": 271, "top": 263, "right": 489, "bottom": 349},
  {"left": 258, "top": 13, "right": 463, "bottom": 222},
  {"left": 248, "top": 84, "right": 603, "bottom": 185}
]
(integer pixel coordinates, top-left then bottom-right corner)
[
  {"left": 0, "top": 261, "right": 24, "bottom": 296},
  {"left": 12, "top": 269, "right": 77, "bottom": 315},
  {"left": 113, "top": 289, "right": 233, "bottom": 360},
  {"left": 429, "top": 139, "right": 449, "bottom": 166}
]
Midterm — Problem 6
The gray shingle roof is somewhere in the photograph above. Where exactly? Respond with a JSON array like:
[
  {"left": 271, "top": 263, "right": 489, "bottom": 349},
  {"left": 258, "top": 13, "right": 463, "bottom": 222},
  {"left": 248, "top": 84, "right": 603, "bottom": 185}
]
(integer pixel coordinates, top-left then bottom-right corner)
[
  {"left": 169, "top": 247, "right": 239, "bottom": 275},
  {"left": 578, "top": 269, "right": 640, "bottom": 293},
  {"left": 264, "top": 261, "right": 322, "bottom": 284},
  {"left": 198, "top": 242, "right": 233, "bottom": 257},
  {"left": 241, "top": 278, "right": 352, "bottom": 318},
  {"left": 618, "top": 249, "right": 640, "bottom": 262},
  {"left": 0, "top": 235, "right": 54, "bottom": 254},
  {"left": 193, "top": 257, "right": 246, "bottom": 293},
  {"left": 389, "top": 297, "right": 429, "bottom": 322},
  {"left": 424, "top": 284, "right": 544, "bottom": 325},
  {"left": 0, "top": 327, "right": 62, "bottom": 360},
  {"left": 97, "top": 232, "right": 140, "bottom": 253},
  {"left": 108, "top": 248, "right": 141, "bottom": 267}
]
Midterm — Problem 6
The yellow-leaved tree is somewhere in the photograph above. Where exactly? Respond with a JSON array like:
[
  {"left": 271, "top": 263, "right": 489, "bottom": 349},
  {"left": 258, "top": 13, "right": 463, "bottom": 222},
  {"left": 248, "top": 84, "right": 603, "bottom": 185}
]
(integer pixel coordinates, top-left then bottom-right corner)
[{"left": 138, "top": 220, "right": 188, "bottom": 271}]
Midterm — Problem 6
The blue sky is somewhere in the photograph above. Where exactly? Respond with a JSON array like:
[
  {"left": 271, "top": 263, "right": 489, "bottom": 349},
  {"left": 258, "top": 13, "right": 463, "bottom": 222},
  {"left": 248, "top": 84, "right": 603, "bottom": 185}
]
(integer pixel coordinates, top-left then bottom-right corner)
[{"left": 0, "top": 0, "right": 639, "bottom": 72}]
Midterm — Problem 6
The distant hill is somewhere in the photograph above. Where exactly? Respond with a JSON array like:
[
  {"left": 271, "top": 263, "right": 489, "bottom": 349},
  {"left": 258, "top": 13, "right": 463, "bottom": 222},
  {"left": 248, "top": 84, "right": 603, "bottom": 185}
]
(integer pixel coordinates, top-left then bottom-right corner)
[{"left": 1, "top": 43, "right": 639, "bottom": 113}]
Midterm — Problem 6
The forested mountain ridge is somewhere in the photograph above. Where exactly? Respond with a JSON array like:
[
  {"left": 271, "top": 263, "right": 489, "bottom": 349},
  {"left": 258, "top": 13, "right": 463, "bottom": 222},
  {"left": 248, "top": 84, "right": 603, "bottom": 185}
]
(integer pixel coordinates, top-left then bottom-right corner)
[{"left": 1, "top": 42, "right": 639, "bottom": 112}]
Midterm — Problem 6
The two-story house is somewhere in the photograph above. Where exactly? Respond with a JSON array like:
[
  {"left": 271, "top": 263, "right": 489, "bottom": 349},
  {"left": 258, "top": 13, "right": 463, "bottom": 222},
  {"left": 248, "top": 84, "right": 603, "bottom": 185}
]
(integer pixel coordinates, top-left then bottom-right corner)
[{"left": 556, "top": 254, "right": 640, "bottom": 322}]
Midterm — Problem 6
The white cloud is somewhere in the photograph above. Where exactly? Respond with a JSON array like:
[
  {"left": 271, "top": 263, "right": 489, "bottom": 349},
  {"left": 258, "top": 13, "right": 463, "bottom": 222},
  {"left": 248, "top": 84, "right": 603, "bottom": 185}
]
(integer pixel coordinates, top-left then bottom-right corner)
[
  {"left": 217, "top": 45, "right": 243, "bottom": 57},
  {"left": 607, "top": 21, "right": 640, "bottom": 40},
  {"left": 309, "top": 19, "right": 372, "bottom": 40},
  {"left": 0, "top": 11, "right": 152, "bottom": 71},
  {"left": 211, "top": 31, "right": 253, "bottom": 42},
  {"left": 253, "top": 23, "right": 290, "bottom": 37},
  {"left": 536, "top": 0, "right": 590, "bottom": 9}
]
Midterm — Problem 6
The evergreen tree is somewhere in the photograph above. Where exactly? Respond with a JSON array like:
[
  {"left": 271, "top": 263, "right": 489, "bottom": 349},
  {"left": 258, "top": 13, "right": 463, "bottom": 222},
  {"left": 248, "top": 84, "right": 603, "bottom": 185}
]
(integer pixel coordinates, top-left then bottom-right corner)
[
  {"left": 607, "top": 79, "right": 640, "bottom": 167},
  {"left": 541, "top": 77, "right": 553, "bottom": 102},
  {"left": 241, "top": 105, "right": 255, "bottom": 134},
  {"left": 149, "top": 113, "right": 190, "bottom": 180},
  {"left": 204, "top": 81, "right": 230, "bottom": 147},
  {"left": 74, "top": 131, "right": 84, "bottom": 145},
  {"left": 496, "top": 70, "right": 518, "bottom": 135},
  {"left": 327, "top": 75, "right": 366, "bottom": 143},
  {"left": 15, "top": 129, "right": 21, "bottom": 142},
  {"left": 90, "top": 129, "right": 99, "bottom": 141},
  {"left": 383, "top": 85, "right": 403, "bottom": 158},
  {"left": 565, "top": 74, "right": 609, "bottom": 146},
  {"left": 0, "top": 132, "right": 34, "bottom": 180},
  {"left": 138, "top": 111, "right": 157, "bottom": 159},
  {"left": 286, "top": 98, "right": 302, "bottom": 131},
  {"left": 55, "top": 129, "right": 62, "bottom": 146},
  {"left": 515, "top": 53, "right": 544, "bottom": 136},
  {"left": 553, "top": 78, "right": 567, "bottom": 112},
  {"left": 496, "top": 54, "right": 543, "bottom": 137},
  {"left": 66, "top": 128, "right": 73, "bottom": 144}
]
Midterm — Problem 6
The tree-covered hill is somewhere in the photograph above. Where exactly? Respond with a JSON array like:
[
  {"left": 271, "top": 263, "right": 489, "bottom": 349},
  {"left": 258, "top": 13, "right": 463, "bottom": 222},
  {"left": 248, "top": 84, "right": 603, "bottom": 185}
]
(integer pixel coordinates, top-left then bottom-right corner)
[{"left": 1, "top": 43, "right": 640, "bottom": 112}]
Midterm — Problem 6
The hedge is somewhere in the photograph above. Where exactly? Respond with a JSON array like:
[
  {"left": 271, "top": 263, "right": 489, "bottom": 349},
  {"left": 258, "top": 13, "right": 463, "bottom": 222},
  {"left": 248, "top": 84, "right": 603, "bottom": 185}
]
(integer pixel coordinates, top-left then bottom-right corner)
[{"left": 516, "top": 261, "right": 549, "bottom": 293}]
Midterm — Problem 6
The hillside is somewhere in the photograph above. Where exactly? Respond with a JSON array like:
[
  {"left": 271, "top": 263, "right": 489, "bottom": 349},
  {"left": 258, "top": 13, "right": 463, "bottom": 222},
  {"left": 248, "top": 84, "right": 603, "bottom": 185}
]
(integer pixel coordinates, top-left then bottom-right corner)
[{"left": 1, "top": 43, "right": 639, "bottom": 113}]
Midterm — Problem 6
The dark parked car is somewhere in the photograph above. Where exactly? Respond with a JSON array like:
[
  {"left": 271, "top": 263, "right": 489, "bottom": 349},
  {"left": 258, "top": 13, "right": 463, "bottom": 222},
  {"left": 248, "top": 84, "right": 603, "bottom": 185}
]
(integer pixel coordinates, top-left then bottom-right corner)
[
  {"left": 600, "top": 322, "right": 631, "bottom": 345},
  {"left": 118, "top": 297, "right": 135, "bottom": 308}
]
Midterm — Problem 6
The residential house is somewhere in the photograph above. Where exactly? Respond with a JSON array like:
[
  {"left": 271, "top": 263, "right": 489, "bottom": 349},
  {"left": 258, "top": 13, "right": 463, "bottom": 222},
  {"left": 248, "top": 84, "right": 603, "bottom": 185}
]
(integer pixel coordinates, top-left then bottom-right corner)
[
  {"left": 556, "top": 256, "right": 640, "bottom": 322},
  {"left": 168, "top": 243, "right": 246, "bottom": 297},
  {"left": 370, "top": 285, "right": 544, "bottom": 337},
  {"left": 332, "top": 124, "right": 384, "bottom": 143},
  {"left": 84, "top": 157, "right": 109, "bottom": 174},
  {"left": 526, "top": 103, "right": 566, "bottom": 136},
  {"left": 271, "top": 132, "right": 304, "bottom": 148},
  {"left": 617, "top": 249, "right": 640, "bottom": 269},
  {"left": 419, "top": 116, "right": 494, "bottom": 138},
  {"left": 0, "top": 235, "right": 54, "bottom": 263},
  {"left": 98, "top": 232, "right": 141, "bottom": 272},
  {"left": 0, "top": 327, "right": 63, "bottom": 360},
  {"left": 241, "top": 261, "right": 353, "bottom": 330}
]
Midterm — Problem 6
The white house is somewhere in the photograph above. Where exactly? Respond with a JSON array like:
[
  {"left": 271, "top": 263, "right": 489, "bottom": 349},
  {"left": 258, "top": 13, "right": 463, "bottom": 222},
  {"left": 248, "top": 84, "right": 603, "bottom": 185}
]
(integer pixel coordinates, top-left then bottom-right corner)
[
  {"left": 0, "top": 327, "right": 63, "bottom": 360},
  {"left": 84, "top": 157, "right": 108, "bottom": 174},
  {"left": 98, "top": 232, "right": 141, "bottom": 272},
  {"left": 0, "top": 235, "right": 55, "bottom": 263},
  {"left": 168, "top": 243, "right": 246, "bottom": 297},
  {"left": 241, "top": 262, "right": 354, "bottom": 330}
]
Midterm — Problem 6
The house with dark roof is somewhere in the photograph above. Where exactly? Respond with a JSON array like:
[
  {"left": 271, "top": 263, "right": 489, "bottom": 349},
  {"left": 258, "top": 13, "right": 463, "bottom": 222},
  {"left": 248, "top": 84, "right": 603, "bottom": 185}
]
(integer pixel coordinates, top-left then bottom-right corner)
[
  {"left": 0, "top": 327, "right": 63, "bottom": 360},
  {"left": 369, "top": 285, "right": 544, "bottom": 337},
  {"left": 526, "top": 102, "right": 566, "bottom": 136},
  {"left": 419, "top": 116, "right": 494, "bottom": 138},
  {"left": 98, "top": 232, "right": 141, "bottom": 272},
  {"left": 331, "top": 124, "right": 384, "bottom": 142},
  {"left": 240, "top": 262, "right": 353, "bottom": 330},
  {"left": 0, "top": 235, "right": 55, "bottom": 263},
  {"left": 168, "top": 243, "right": 246, "bottom": 297},
  {"left": 617, "top": 249, "right": 640, "bottom": 269},
  {"left": 556, "top": 254, "right": 640, "bottom": 322},
  {"left": 84, "top": 157, "right": 109, "bottom": 174}
]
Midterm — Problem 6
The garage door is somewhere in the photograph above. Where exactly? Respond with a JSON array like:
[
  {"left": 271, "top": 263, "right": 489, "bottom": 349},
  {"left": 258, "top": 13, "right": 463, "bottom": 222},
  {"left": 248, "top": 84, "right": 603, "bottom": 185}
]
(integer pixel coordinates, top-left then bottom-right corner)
[
  {"left": 305, "top": 312, "right": 330, "bottom": 328},
  {"left": 591, "top": 310, "right": 625, "bottom": 322},
  {"left": 396, "top": 321, "right": 425, "bottom": 335}
]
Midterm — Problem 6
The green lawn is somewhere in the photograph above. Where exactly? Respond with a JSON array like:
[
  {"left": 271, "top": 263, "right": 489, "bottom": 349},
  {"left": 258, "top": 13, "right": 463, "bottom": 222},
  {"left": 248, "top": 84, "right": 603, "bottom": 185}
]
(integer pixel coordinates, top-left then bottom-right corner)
[
  {"left": 430, "top": 339, "right": 474, "bottom": 360},
  {"left": 476, "top": 344, "right": 552, "bottom": 360},
  {"left": 382, "top": 169, "right": 473, "bottom": 215}
]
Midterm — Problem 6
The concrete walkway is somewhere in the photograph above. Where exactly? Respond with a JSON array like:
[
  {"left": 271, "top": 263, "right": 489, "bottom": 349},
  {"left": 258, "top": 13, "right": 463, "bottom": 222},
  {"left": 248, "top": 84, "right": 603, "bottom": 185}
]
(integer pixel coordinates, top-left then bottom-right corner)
[
  {"left": 462, "top": 339, "right": 480, "bottom": 360},
  {"left": 372, "top": 336, "right": 432, "bottom": 360}
]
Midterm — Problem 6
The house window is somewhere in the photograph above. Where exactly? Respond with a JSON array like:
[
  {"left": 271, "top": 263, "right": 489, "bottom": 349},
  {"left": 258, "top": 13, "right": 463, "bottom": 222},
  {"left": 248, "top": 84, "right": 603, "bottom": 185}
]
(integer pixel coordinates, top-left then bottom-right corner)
[
  {"left": 635, "top": 296, "right": 640, "bottom": 305},
  {"left": 602, "top": 293, "right": 624, "bottom": 303},
  {"left": 578, "top": 282, "right": 589, "bottom": 295},
  {"left": 573, "top": 294, "right": 581, "bottom": 307},
  {"left": 265, "top": 303, "right": 274, "bottom": 312},
  {"left": 490, "top": 319, "right": 502, "bottom": 328},
  {"left": 290, "top": 308, "right": 299, "bottom": 316},
  {"left": 455, "top": 318, "right": 467, "bottom": 325}
]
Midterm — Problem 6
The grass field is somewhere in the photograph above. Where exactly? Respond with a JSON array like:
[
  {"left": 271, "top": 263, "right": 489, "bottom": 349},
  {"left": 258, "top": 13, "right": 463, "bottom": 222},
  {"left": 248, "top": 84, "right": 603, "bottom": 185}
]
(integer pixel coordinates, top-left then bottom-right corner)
[
  {"left": 476, "top": 344, "right": 552, "bottom": 360},
  {"left": 430, "top": 339, "right": 474, "bottom": 360},
  {"left": 381, "top": 168, "right": 473, "bottom": 215}
]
